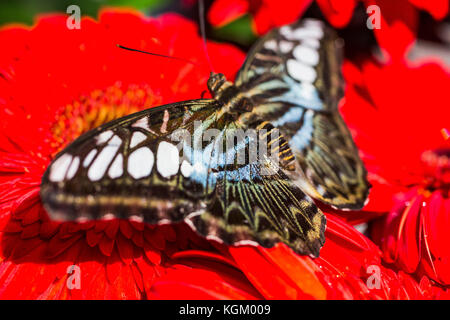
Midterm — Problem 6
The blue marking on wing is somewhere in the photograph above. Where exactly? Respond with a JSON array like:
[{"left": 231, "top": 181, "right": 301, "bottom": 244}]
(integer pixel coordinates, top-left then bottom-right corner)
[
  {"left": 269, "top": 76, "right": 324, "bottom": 110},
  {"left": 271, "top": 107, "right": 304, "bottom": 127},
  {"left": 181, "top": 129, "right": 263, "bottom": 187},
  {"left": 290, "top": 110, "right": 314, "bottom": 151}
]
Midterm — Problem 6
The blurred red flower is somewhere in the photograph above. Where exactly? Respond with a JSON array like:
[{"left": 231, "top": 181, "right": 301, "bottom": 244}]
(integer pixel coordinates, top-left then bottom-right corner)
[
  {"left": 208, "top": 0, "right": 449, "bottom": 60},
  {"left": 317, "top": 0, "right": 448, "bottom": 27},
  {"left": 208, "top": 0, "right": 312, "bottom": 34},
  {"left": 0, "top": 8, "right": 436, "bottom": 300},
  {"left": 340, "top": 57, "right": 450, "bottom": 285}
]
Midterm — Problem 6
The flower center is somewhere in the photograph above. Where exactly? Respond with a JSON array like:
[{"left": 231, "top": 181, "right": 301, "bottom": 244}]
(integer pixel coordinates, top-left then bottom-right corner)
[
  {"left": 421, "top": 148, "right": 450, "bottom": 194},
  {"left": 49, "top": 82, "right": 162, "bottom": 155}
]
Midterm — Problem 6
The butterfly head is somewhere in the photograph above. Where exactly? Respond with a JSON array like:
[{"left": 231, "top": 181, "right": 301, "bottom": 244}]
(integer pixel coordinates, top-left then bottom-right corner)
[{"left": 207, "top": 72, "right": 253, "bottom": 114}]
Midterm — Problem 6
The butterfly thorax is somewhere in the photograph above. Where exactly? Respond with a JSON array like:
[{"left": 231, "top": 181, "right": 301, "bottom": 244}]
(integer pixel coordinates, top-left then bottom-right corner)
[{"left": 207, "top": 73, "right": 254, "bottom": 116}]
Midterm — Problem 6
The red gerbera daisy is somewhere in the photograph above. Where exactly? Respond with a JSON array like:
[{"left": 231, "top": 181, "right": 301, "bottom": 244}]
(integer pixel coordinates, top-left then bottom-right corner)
[
  {"left": 340, "top": 57, "right": 450, "bottom": 286},
  {"left": 0, "top": 8, "right": 433, "bottom": 300},
  {"left": 317, "top": 0, "right": 449, "bottom": 28},
  {"left": 316, "top": 0, "right": 449, "bottom": 60}
]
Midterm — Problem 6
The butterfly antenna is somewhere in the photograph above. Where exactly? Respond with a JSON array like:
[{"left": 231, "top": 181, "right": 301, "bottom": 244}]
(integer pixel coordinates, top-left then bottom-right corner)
[
  {"left": 198, "top": 0, "right": 215, "bottom": 73},
  {"left": 117, "top": 44, "right": 202, "bottom": 67}
]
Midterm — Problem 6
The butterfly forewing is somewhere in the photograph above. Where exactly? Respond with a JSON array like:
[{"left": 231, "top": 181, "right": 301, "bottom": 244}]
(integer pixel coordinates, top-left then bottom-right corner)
[
  {"left": 41, "top": 100, "right": 218, "bottom": 223},
  {"left": 235, "top": 18, "right": 370, "bottom": 209}
]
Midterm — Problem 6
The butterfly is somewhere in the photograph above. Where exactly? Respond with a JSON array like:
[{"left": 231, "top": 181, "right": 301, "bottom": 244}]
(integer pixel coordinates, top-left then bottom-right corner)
[{"left": 40, "top": 18, "right": 369, "bottom": 258}]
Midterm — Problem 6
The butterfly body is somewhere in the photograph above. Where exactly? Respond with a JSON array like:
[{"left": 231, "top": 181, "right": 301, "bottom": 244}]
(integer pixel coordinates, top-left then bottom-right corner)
[{"left": 40, "top": 18, "right": 369, "bottom": 257}]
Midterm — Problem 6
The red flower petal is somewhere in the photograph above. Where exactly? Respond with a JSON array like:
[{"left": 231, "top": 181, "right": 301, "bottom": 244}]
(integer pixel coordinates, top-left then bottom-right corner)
[
  {"left": 208, "top": 0, "right": 312, "bottom": 35},
  {"left": 408, "top": 0, "right": 449, "bottom": 20},
  {"left": 366, "top": 0, "right": 418, "bottom": 61},
  {"left": 316, "top": 0, "right": 358, "bottom": 28},
  {"left": 396, "top": 193, "right": 422, "bottom": 273},
  {"left": 208, "top": 0, "right": 250, "bottom": 27}
]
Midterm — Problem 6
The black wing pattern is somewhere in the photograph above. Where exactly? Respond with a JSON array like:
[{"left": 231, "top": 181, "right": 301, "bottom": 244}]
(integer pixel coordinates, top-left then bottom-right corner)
[
  {"left": 235, "top": 18, "right": 370, "bottom": 209},
  {"left": 41, "top": 99, "right": 325, "bottom": 257}
]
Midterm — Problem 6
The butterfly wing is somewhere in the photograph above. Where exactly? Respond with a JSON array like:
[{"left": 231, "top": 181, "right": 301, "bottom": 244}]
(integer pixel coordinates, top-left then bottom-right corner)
[
  {"left": 41, "top": 100, "right": 219, "bottom": 223},
  {"left": 185, "top": 120, "right": 325, "bottom": 257},
  {"left": 41, "top": 100, "right": 325, "bottom": 256},
  {"left": 235, "top": 19, "right": 369, "bottom": 210}
]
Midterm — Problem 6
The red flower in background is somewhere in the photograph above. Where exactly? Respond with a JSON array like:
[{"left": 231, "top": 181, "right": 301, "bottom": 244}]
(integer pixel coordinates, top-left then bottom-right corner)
[
  {"left": 340, "top": 58, "right": 450, "bottom": 286},
  {"left": 0, "top": 8, "right": 434, "bottom": 300},
  {"left": 208, "top": 0, "right": 449, "bottom": 60},
  {"left": 208, "top": 0, "right": 312, "bottom": 34}
]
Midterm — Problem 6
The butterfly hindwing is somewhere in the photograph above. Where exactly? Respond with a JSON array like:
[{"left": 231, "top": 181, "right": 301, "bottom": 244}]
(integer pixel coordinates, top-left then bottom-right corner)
[
  {"left": 187, "top": 152, "right": 326, "bottom": 257},
  {"left": 235, "top": 18, "right": 370, "bottom": 209}
]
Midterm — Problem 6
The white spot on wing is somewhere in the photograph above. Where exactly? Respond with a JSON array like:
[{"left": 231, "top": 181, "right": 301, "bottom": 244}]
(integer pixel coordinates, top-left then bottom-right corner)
[
  {"left": 280, "top": 26, "right": 292, "bottom": 37},
  {"left": 127, "top": 147, "right": 154, "bottom": 179},
  {"left": 96, "top": 130, "right": 113, "bottom": 145},
  {"left": 180, "top": 160, "right": 194, "bottom": 178},
  {"left": 132, "top": 117, "right": 149, "bottom": 130},
  {"left": 304, "top": 18, "right": 324, "bottom": 28},
  {"left": 279, "top": 40, "right": 293, "bottom": 53},
  {"left": 108, "top": 135, "right": 122, "bottom": 146},
  {"left": 66, "top": 156, "right": 80, "bottom": 180},
  {"left": 49, "top": 154, "right": 72, "bottom": 182},
  {"left": 108, "top": 154, "right": 123, "bottom": 179},
  {"left": 299, "top": 82, "right": 317, "bottom": 100},
  {"left": 264, "top": 39, "right": 277, "bottom": 51},
  {"left": 160, "top": 110, "right": 170, "bottom": 133},
  {"left": 83, "top": 149, "right": 97, "bottom": 167},
  {"left": 157, "top": 141, "right": 179, "bottom": 178},
  {"left": 130, "top": 131, "right": 147, "bottom": 148},
  {"left": 292, "top": 26, "right": 323, "bottom": 40},
  {"left": 286, "top": 59, "right": 317, "bottom": 83},
  {"left": 293, "top": 45, "right": 319, "bottom": 66},
  {"left": 88, "top": 136, "right": 122, "bottom": 181}
]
